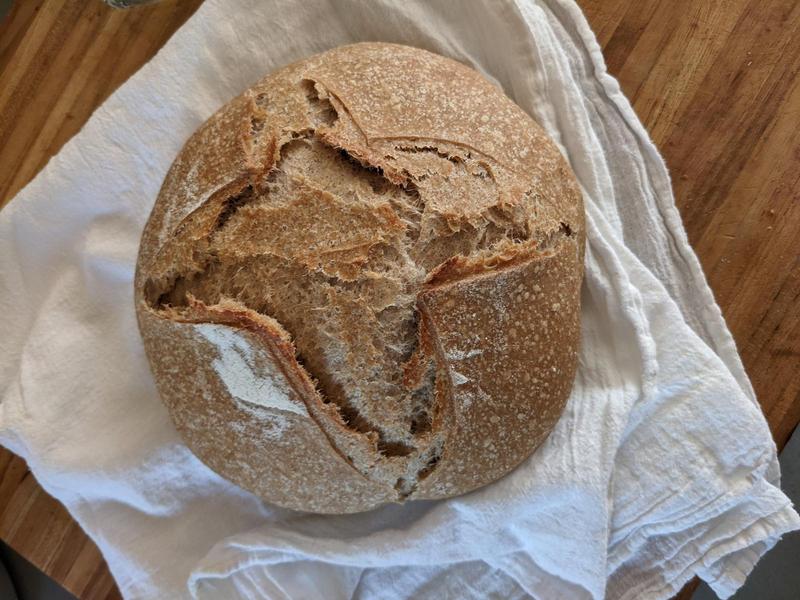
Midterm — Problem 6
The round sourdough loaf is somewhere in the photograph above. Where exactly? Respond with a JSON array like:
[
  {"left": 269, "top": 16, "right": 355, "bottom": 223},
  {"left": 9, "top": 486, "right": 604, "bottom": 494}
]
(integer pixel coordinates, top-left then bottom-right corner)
[{"left": 135, "top": 42, "right": 585, "bottom": 513}]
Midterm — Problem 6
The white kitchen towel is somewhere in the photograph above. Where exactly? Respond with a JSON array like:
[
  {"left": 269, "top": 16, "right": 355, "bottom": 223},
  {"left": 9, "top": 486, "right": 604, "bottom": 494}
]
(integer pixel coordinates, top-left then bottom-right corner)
[{"left": 0, "top": 0, "right": 797, "bottom": 599}]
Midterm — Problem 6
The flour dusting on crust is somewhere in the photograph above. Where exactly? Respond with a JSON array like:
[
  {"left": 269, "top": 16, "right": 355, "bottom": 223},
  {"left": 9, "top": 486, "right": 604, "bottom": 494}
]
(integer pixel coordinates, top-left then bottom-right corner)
[{"left": 195, "top": 323, "right": 309, "bottom": 418}]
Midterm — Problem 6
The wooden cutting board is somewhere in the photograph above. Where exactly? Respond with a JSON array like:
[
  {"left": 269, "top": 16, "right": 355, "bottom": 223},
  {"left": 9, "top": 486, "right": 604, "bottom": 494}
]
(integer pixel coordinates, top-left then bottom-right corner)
[{"left": 0, "top": 1, "right": 798, "bottom": 598}]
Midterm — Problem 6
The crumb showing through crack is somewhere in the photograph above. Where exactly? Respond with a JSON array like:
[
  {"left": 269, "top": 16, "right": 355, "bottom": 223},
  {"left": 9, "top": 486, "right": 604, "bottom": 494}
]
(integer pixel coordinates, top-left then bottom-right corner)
[{"left": 134, "top": 43, "right": 585, "bottom": 513}]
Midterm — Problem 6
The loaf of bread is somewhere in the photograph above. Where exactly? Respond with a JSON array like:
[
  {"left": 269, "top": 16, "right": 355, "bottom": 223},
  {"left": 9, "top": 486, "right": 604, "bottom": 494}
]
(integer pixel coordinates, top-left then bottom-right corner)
[{"left": 135, "top": 43, "right": 585, "bottom": 513}]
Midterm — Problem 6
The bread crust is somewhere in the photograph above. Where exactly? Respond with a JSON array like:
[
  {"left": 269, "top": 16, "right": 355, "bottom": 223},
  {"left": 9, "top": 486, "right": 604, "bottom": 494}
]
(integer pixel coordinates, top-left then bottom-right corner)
[{"left": 135, "top": 42, "right": 585, "bottom": 513}]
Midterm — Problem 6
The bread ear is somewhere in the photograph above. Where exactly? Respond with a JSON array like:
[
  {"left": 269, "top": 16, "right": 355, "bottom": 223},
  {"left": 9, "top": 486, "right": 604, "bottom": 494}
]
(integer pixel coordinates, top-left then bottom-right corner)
[
  {"left": 137, "top": 300, "right": 396, "bottom": 513},
  {"left": 411, "top": 237, "right": 582, "bottom": 499}
]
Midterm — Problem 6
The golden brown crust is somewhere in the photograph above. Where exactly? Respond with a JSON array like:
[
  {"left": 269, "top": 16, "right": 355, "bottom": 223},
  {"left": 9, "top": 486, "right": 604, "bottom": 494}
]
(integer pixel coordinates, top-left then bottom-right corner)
[
  {"left": 135, "top": 42, "right": 585, "bottom": 513},
  {"left": 412, "top": 239, "right": 582, "bottom": 499}
]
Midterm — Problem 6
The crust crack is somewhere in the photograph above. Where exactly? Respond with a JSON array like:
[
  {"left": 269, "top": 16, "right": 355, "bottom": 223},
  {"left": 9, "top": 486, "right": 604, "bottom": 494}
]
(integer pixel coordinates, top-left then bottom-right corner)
[{"left": 142, "top": 76, "right": 581, "bottom": 496}]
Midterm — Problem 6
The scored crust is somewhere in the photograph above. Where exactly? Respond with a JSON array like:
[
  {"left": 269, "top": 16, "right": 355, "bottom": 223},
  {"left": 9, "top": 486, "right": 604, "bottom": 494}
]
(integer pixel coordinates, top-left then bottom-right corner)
[{"left": 134, "top": 42, "right": 585, "bottom": 513}]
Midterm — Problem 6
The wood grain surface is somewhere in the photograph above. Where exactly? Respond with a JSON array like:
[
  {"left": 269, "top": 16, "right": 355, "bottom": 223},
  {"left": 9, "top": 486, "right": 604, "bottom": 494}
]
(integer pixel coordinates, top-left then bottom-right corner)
[
  {"left": 581, "top": 0, "right": 800, "bottom": 453},
  {"left": 0, "top": 1, "right": 797, "bottom": 599}
]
